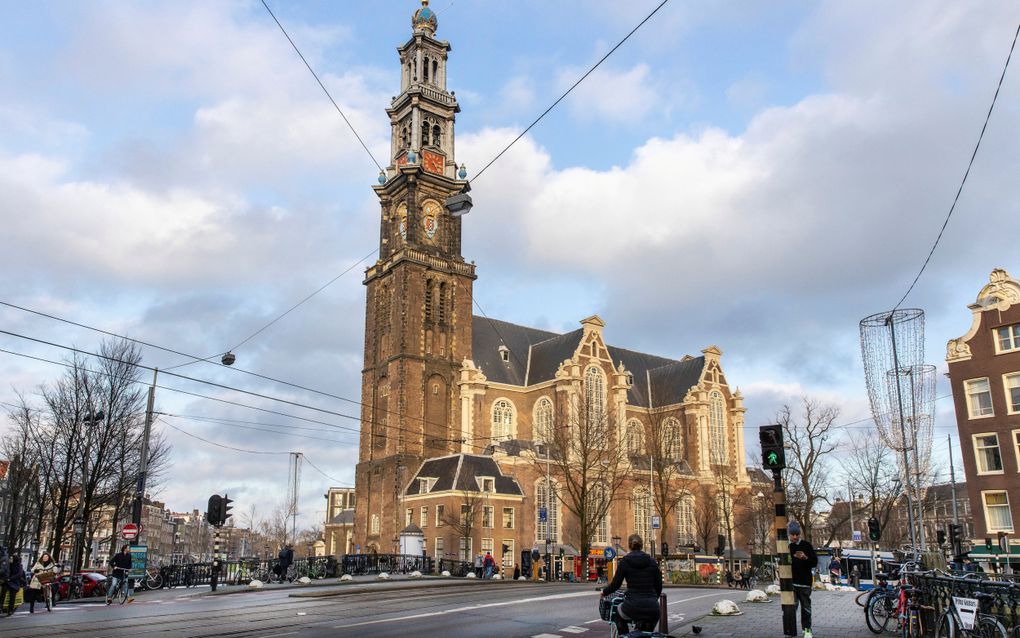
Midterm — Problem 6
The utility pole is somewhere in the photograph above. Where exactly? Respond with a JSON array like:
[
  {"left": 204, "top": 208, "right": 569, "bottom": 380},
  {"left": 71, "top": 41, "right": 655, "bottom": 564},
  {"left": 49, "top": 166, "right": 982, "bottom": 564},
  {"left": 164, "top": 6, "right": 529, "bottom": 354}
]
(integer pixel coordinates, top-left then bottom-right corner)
[
  {"left": 948, "top": 434, "right": 960, "bottom": 525},
  {"left": 848, "top": 483, "right": 856, "bottom": 546},
  {"left": 132, "top": 369, "right": 158, "bottom": 527}
]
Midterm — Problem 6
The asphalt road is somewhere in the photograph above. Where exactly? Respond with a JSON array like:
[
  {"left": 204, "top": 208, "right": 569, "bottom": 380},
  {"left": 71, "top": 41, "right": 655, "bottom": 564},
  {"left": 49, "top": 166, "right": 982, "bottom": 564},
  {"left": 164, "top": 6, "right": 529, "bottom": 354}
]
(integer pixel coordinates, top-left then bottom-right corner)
[{"left": 0, "top": 581, "right": 739, "bottom": 638}]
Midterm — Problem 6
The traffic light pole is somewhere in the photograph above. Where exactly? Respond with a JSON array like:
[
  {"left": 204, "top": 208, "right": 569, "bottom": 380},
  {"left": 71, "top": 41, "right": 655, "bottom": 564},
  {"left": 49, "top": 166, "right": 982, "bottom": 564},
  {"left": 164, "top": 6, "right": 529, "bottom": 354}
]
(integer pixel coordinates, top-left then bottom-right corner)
[
  {"left": 772, "top": 469, "right": 797, "bottom": 638},
  {"left": 211, "top": 526, "right": 220, "bottom": 592}
]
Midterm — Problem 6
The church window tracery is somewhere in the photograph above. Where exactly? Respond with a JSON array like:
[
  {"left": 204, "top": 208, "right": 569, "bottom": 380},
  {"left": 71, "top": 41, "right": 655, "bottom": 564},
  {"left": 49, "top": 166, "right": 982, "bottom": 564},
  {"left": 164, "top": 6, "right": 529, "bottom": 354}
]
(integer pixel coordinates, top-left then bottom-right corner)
[
  {"left": 534, "top": 397, "right": 553, "bottom": 443},
  {"left": 492, "top": 399, "right": 516, "bottom": 441},
  {"left": 664, "top": 417, "right": 684, "bottom": 461},
  {"left": 584, "top": 366, "right": 607, "bottom": 447},
  {"left": 626, "top": 419, "right": 644, "bottom": 455},
  {"left": 709, "top": 391, "right": 726, "bottom": 464}
]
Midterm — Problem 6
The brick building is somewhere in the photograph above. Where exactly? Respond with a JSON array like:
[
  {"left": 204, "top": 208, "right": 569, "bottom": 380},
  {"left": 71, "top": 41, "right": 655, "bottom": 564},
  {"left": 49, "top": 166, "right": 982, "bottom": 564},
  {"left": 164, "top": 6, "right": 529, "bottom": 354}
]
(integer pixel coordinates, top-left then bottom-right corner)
[
  {"left": 352, "top": 2, "right": 752, "bottom": 568},
  {"left": 946, "top": 267, "right": 1020, "bottom": 551}
]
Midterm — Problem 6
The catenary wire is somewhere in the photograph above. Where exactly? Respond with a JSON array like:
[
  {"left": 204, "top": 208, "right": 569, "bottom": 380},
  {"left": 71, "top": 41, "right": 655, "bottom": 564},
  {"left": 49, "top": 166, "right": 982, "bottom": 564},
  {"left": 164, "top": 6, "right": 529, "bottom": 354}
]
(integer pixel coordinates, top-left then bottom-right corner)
[
  {"left": 159, "top": 413, "right": 355, "bottom": 446},
  {"left": 260, "top": 0, "right": 383, "bottom": 173},
  {"left": 470, "top": 0, "right": 672, "bottom": 184},
  {"left": 892, "top": 23, "right": 1019, "bottom": 311}
]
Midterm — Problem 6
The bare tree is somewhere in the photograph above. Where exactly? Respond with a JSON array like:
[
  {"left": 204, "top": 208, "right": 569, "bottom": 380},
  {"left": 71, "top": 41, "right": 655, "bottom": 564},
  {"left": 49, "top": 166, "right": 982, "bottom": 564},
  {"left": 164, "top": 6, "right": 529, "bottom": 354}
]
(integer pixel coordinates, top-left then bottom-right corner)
[
  {"left": 739, "top": 483, "right": 773, "bottom": 556},
  {"left": 535, "top": 386, "right": 629, "bottom": 578},
  {"left": 693, "top": 482, "right": 719, "bottom": 554},
  {"left": 441, "top": 493, "right": 482, "bottom": 561},
  {"left": 841, "top": 429, "right": 904, "bottom": 548},
  {"left": 645, "top": 409, "right": 697, "bottom": 553},
  {"left": 778, "top": 398, "right": 838, "bottom": 542}
]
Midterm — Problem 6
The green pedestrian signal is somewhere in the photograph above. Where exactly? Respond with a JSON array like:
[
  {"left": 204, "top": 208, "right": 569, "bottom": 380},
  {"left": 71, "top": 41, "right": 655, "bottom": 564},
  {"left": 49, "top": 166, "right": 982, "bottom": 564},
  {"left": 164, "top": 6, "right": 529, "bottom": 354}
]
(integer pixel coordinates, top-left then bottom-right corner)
[{"left": 759, "top": 425, "right": 786, "bottom": 470}]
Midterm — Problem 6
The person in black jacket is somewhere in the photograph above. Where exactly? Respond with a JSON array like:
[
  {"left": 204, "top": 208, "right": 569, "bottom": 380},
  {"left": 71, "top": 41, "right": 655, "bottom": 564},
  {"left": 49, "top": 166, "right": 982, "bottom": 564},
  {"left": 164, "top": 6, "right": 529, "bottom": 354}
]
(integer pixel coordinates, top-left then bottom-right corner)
[
  {"left": 601, "top": 534, "right": 662, "bottom": 634},
  {"left": 107, "top": 545, "right": 135, "bottom": 604},
  {"left": 4, "top": 555, "right": 26, "bottom": 616},
  {"left": 786, "top": 521, "right": 817, "bottom": 638}
]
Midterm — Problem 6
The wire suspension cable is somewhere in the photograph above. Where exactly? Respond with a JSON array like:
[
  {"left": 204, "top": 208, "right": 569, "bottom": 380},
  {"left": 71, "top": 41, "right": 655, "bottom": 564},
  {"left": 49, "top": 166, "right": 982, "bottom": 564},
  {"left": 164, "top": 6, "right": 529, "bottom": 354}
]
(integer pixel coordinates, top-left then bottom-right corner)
[
  {"left": 260, "top": 0, "right": 384, "bottom": 173},
  {"left": 893, "top": 23, "right": 1019, "bottom": 311},
  {"left": 470, "top": 0, "right": 671, "bottom": 184}
]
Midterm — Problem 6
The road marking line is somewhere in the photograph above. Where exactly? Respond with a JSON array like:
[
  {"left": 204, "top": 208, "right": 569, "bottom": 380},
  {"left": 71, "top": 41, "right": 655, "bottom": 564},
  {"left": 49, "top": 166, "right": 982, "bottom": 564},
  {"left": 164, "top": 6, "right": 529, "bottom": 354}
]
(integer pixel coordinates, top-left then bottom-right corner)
[
  {"left": 259, "top": 632, "right": 299, "bottom": 638},
  {"left": 532, "top": 635, "right": 562, "bottom": 638},
  {"left": 581, "top": 590, "right": 727, "bottom": 624},
  {"left": 583, "top": 619, "right": 602, "bottom": 624},
  {"left": 560, "top": 627, "right": 587, "bottom": 633},
  {"left": 334, "top": 590, "right": 593, "bottom": 629}
]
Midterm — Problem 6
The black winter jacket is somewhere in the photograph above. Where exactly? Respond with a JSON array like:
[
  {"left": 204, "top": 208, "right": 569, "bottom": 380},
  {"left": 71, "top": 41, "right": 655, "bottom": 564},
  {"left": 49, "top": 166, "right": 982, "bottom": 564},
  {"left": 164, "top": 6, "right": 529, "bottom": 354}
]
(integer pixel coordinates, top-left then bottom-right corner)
[
  {"left": 603, "top": 551, "right": 662, "bottom": 599},
  {"left": 111, "top": 551, "right": 133, "bottom": 575},
  {"left": 789, "top": 539, "right": 817, "bottom": 587}
]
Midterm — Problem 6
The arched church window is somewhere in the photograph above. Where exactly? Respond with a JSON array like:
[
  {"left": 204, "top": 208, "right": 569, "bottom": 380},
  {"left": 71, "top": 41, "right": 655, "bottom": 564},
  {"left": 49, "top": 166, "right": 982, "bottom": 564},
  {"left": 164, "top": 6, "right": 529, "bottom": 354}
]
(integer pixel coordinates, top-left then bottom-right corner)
[
  {"left": 534, "top": 397, "right": 553, "bottom": 443},
  {"left": 584, "top": 366, "right": 606, "bottom": 446},
  {"left": 424, "top": 279, "right": 434, "bottom": 322},
  {"left": 492, "top": 399, "right": 516, "bottom": 441},
  {"left": 626, "top": 419, "right": 644, "bottom": 455},
  {"left": 421, "top": 121, "right": 431, "bottom": 147},
  {"left": 632, "top": 487, "right": 651, "bottom": 541},
  {"left": 423, "top": 55, "right": 430, "bottom": 82},
  {"left": 664, "top": 417, "right": 684, "bottom": 461},
  {"left": 709, "top": 391, "right": 726, "bottom": 464},
  {"left": 432, "top": 59, "right": 439, "bottom": 84}
]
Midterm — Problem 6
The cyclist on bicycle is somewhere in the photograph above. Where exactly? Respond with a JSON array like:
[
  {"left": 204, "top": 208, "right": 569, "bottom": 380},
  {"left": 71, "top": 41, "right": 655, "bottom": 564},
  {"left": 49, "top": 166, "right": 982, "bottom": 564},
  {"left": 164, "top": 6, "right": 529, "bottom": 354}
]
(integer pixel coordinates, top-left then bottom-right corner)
[
  {"left": 107, "top": 544, "right": 135, "bottom": 604},
  {"left": 600, "top": 533, "right": 662, "bottom": 635},
  {"left": 29, "top": 552, "right": 58, "bottom": 613}
]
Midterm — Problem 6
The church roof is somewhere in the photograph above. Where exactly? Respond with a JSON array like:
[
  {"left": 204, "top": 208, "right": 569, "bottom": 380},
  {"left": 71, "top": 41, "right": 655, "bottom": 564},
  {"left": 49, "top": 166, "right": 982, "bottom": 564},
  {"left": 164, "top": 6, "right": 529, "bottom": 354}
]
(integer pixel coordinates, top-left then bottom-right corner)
[
  {"left": 471, "top": 316, "right": 706, "bottom": 408},
  {"left": 405, "top": 453, "right": 524, "bottom": 496}
]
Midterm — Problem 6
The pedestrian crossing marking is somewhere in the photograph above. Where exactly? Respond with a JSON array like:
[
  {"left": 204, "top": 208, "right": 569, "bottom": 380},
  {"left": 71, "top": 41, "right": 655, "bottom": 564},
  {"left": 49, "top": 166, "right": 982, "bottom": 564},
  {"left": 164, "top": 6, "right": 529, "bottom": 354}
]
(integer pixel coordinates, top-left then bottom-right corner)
[
  {"left": 531, "top": 634, "right": 561, "bottom": 638},
  {"left": 560, "top": 628, "right": 588, "bottom": 634}
]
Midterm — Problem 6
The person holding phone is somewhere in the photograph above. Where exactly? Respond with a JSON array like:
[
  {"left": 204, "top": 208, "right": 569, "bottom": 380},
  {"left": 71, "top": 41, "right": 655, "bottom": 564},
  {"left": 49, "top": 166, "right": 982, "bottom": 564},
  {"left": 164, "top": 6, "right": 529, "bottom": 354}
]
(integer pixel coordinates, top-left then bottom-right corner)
[{"left": 786, "top": 521, "right": 817, "bottom": 638}]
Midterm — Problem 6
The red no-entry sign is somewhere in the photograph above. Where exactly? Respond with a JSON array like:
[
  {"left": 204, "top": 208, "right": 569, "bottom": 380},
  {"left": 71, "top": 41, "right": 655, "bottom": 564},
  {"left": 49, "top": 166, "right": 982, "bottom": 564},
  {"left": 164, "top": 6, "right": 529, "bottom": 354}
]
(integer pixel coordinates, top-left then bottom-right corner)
[{"left": 121, "top": 523, "right": 140, "bottom": 541}]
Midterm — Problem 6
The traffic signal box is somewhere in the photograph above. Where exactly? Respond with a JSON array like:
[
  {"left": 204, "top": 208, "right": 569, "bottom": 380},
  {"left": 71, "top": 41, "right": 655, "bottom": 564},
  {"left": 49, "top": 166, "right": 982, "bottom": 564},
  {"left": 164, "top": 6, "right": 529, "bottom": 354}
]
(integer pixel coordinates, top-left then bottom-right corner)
[
  {"left": 222, "top": 494, "right": 233, "bottom": 525},
  {"left": 868, "top": 517, "right": 881, "bottom": 542},
  {"left": 759, "top": 424, "right": 786, "bottom": 471},
  {"left": 206, "top": 494, "right": 222, "bottom": 526}
]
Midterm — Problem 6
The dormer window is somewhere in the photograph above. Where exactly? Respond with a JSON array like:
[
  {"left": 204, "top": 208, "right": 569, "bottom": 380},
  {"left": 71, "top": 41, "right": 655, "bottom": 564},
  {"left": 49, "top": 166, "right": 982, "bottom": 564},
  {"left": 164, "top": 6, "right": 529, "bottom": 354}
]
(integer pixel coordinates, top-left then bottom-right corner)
[
  {"left": 418, "top": 478, "right": 435, "bottom": 493},
  {"left": 498, "top": 345, "right": 510, "bottom": 363},
  {"left": 625, "top": 372, "right": 634, "bottom": 386},
  {"left": 477, "top": 477, "right": 495, "bottom": 493}
]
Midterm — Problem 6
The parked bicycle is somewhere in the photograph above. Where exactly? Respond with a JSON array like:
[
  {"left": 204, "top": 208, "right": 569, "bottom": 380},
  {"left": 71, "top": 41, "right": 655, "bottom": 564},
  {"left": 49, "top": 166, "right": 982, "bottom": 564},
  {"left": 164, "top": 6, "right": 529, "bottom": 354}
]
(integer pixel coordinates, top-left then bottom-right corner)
[
  {"left": 933, "top": 589, "right": 1007, "bottom": 638},
  {"left": 865, "top": 571, "right": 898, "bottom": 634}
]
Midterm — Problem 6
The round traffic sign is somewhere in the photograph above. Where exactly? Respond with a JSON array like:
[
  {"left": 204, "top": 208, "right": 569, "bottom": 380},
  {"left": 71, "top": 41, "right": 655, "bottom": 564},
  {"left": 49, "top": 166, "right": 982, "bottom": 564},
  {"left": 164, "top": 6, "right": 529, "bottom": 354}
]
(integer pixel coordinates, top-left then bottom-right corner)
[
  {"left": 121, "top": 523, "right": 140, "bottom": 540},
  {"left": 604, "top": 546, "right": 617, "bottom": 560}
]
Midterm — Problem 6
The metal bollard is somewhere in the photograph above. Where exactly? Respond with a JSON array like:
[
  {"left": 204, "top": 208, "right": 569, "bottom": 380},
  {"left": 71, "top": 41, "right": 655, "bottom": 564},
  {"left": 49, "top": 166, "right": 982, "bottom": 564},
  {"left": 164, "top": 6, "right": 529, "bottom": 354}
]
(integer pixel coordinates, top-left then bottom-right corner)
[{"left": 659, "top": 593, "right": 669, "bottom": 634}]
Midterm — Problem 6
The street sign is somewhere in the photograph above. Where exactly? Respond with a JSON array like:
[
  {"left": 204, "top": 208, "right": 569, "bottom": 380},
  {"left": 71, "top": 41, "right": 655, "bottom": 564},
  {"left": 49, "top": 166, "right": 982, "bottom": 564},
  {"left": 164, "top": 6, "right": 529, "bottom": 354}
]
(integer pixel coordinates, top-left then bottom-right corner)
[
  {"left": 121, "top": 523, "right": 140, "bottom": 541},
  {"left": 604, "top": 546, "right": 617, "bottom": 560},
  {"left": 852, "top": 530, "right": 862, "bottom": 542},
  {"left": 651, "top": 516, "right": 661, "bottom": 530}
]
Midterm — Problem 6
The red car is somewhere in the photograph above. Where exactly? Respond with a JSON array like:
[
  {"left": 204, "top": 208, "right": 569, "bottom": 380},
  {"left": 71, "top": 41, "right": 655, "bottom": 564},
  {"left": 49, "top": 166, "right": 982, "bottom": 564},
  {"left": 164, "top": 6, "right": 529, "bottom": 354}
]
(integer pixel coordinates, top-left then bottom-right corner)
[{"left": 54, "top": 572, "right": 108, "bottom": 600}]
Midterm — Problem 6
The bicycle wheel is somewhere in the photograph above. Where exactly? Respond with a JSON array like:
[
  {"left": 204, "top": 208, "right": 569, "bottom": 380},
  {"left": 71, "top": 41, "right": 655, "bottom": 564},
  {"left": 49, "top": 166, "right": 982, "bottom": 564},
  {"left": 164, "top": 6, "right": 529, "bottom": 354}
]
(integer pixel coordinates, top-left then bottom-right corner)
[
  {"left": 117, "top": 581, "right": 129, "bottom": 604},
  {"left": 145, "top": 572, "right": 163, "bottom": 590},
  {"left": 608, "top": 621, "right": 619, "bottom": 638},
  {"left": 934, "top": 611, "right": 953, "bottom": 638},
  {"left": 44, "top": 588, "right": 52, "bottom": 612},
  {"left": 976, "top": 616, "right": 1007, "bottom": 638},
  {"left": 867, "top": 592, "right": 896, "bottom": 634}
]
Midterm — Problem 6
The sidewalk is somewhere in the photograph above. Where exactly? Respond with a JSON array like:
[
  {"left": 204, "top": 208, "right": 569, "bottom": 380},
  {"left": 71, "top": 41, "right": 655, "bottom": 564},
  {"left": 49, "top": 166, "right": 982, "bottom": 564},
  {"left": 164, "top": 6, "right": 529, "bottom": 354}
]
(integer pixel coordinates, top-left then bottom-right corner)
[{"left": 674, "top": 590, "right": 870, "bottom": 638}]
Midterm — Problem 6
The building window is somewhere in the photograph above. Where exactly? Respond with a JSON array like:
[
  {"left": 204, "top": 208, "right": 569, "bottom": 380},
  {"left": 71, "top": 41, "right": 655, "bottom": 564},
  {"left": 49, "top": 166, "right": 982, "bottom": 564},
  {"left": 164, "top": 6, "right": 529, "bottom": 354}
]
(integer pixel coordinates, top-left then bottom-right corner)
[
  {"left": 478, "top": 478, "right": 495, "bottom": 493},
  {"left": 435, "top": 536, "right": 444, "bottom": 557},
  {"left": 664, "top": 417, "right": 684, "bottom": 461},
  {"left": 965, "top": 378, "right": 994, "bottom": 418},
  {"left": 536, "top": 482, "right": 558, "bottom": 543},
  {"left": 418, "top": 478, "right": 432, "bottom": 493},
  {"left": 406, "top": 508, "right": 413, "bottom": 527},
  {"left": 996, "top": 324, "right": 1020, "bottom": 353},
  {"left": 420, "top": 506, "right": 428, "bottom": 528},
  {"left": 709, "top": 391, "right": 726, "bottom": 464},
  {"left": 534, "top": 397, "right": 554, "bottom": 443},
  {"left": 626, "top": 419, "right": 644, "bottom": 455},
  {"left": 1005, "top": 373, "right": 1020, "bottom": 414},
  {"left": 585, "top": 366, "right": 606, "bottom": 439},
  {"left": 461, "top": 504, "right": 472, "bottom": 527},
  {"left": 983, "top": 491, "right": 1013, "bottom": 532},
  {"left": 436, "top": 505, "right": 445, "bottom": 527},
  {"left": 481, "top": 538, "right": 493, "bottom": 557},
  {"left": 371, "top": 514, "right": 380, "bottom": 534},
  {"left": 503, "top": 507, "right": 514, "bottom": 529},
  {"left": 1013, "top": 431, "right": 1020, "bottom": 471},
  {"left": 677, "top": 496, "right": 695, "bottom": 546},
  {"left": 974, "top": 433, "right": 1004, "bottom": 474},
  {"left": 593, "top": 483, "right": 609, "bottom": 546},
  {"left": 633, "top": 488, "right": 651, "bottom": 541},
  {"left": 459, "top": 537, "right": 471, "bottom": 562},
  {"left": 492, "top": 399, "right": 516, "bottom": 441},
  {"left": 483, "top": 506, "right": 494, "bottom": 528},
  {"left": 501, "top": 539, "right": 514, "bottom": 570}
]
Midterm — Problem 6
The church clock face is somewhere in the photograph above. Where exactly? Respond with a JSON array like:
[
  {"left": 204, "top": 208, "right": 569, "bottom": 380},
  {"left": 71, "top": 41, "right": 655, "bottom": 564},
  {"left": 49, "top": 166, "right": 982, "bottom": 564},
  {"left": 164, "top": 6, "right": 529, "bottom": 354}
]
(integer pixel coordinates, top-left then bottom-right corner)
[
  {"left": 421, "top": 200, "right": 441, "bottom": 241},
  {"left": 395, "top": 203, "right": 408, "bottom": 241}
]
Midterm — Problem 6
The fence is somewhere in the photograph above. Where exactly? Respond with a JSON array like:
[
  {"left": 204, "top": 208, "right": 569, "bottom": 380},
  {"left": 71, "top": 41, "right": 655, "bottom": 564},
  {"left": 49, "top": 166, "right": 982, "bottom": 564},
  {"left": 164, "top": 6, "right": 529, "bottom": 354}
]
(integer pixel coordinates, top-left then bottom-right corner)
[
  {"left": 340, "top": 553, "right": 434, "bottom": 576},
  {"left": 908, "top": 570, "right": 1020, "bottom": 635}
]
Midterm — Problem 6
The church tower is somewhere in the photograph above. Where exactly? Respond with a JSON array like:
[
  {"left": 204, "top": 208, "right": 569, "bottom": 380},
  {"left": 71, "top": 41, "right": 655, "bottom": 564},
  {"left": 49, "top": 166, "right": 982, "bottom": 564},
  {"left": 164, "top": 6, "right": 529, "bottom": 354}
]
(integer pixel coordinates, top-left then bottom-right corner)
[{"left": 354, "top": 1, "right": 476, "bottom": 552}]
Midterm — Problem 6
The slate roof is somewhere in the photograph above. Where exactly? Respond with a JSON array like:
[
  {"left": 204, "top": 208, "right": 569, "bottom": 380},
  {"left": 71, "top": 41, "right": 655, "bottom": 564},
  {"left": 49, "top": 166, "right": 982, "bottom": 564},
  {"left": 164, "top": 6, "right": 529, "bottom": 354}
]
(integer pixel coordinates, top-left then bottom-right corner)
[
  {"left": 329, "top": 510, "right": 354, "bottom": 526},
  {"left": 471, "top": 316, "right": 706, "bottom": 408},
  {"left": 405, "top": 453, "right": 523, "bottom": 496}
]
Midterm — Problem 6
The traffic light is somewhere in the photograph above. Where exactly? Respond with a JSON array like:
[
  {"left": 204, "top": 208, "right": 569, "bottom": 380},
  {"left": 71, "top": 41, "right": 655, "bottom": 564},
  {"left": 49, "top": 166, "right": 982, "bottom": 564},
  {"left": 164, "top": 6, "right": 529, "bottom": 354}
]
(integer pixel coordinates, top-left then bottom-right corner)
[
  {"left": 502, "top": 543, "right": 510, "bottom": 556},
  {"left": 949, "top": 524, "right": 962, "bottom": 554},
  {"left": 986, "top": 537, "right": 993, "bottom": 551},
  {"left": 867, "top": 517, "right": 881, "bottom": 542},
  {"left": 221, "top": 494, "right": 233, "bottom": 525},
  {"left": 662, "top": 542, "right": 669, "bottom": 556},
  {"left": 759, "top": 424, "right": 786, "bottom": 470},
  {"left": 206, "top": 494, "right": 222, "bottom": 526},
  {"left": 937, "top": 529, "right": 946, "bottom": 546}
]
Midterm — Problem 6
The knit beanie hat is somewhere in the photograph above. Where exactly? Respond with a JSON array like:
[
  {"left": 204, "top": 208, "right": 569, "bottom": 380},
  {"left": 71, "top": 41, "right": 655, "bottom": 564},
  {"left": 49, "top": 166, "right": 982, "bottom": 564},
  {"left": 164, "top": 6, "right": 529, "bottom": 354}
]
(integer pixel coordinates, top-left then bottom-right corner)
[{"left": 787, "top": 521, "right": 801, "bottom": 535}]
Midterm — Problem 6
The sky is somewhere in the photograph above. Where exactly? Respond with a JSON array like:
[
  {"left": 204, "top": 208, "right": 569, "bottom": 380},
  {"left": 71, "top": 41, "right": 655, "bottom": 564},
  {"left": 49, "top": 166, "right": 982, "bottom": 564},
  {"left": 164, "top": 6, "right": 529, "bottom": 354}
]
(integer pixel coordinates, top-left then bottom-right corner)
[{"left": 1, "top": 1, "right": 1018, "bottom": 531}]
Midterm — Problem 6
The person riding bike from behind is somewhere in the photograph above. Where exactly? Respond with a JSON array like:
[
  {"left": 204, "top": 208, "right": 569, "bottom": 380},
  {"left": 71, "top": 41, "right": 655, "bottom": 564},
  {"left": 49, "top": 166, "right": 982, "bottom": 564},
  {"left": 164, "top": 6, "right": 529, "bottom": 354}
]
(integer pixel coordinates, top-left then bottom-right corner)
[
  {"left": 601, "top": 533, "right": 662, "bottom": 635},
  {"left": 107, "top": 544, "right": 134, "bottom": 604}
]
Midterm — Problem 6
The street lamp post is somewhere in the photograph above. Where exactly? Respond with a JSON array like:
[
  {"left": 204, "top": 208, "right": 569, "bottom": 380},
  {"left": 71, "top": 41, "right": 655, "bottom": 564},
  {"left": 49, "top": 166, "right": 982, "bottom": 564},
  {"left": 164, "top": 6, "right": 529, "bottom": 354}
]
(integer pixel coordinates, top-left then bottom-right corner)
[
  {"left": 30, "top": 539, "right": 39, "bottom": 565},
  {"left": 71, "top": 411, "right": 104, "bottom": 574}
]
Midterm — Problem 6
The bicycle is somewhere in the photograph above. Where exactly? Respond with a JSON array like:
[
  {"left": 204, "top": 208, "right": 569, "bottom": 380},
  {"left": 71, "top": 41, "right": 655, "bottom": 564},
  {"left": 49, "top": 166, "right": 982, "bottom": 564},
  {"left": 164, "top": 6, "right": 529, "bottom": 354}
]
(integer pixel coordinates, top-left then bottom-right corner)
[
  {"left": 865, "top": 572, "right": 898, "bottom": 634},
  {"left": 598, "top": 590, "right": 667, "bottom": 638},
  {"left": 141, "top": 567, "right": 163, "bottom": 590},
  {"left": 934, "top": 590, "right": 1007, "bottom": 638},
  {"left": 106, "top": 570, "right": 131, "bottom": 605}
]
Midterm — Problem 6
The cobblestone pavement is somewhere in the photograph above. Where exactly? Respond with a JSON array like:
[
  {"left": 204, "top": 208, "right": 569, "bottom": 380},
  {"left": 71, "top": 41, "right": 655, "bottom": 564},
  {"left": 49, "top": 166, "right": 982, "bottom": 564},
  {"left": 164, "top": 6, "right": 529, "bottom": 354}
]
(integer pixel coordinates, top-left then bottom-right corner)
[{"left": 674, "top": 589, "right": 872, "bottom": 637}]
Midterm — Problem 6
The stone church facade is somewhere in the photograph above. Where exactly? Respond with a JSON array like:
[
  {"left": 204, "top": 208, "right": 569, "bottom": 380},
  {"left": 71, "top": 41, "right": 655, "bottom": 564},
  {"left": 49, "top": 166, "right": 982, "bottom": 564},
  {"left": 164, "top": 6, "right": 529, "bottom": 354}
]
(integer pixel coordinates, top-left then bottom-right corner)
[{"left": 352, "top": 2, "right": 753, "bottom": 569}]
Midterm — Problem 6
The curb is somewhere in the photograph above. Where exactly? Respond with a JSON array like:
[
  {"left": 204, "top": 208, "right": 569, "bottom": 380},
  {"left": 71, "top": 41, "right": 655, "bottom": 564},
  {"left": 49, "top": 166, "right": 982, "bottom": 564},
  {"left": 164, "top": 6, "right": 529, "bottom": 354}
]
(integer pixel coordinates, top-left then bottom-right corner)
[{"left": 288, "top": 578, "right": 529, "bottom": 598}]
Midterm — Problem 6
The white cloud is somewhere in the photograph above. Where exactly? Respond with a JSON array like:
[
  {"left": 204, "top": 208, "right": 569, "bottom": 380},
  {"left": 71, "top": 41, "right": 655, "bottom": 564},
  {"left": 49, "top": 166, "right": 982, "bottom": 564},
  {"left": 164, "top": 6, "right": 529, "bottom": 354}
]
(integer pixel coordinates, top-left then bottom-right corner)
[{"left": 560, "top": 63, "right": 667, "bottom": 123}]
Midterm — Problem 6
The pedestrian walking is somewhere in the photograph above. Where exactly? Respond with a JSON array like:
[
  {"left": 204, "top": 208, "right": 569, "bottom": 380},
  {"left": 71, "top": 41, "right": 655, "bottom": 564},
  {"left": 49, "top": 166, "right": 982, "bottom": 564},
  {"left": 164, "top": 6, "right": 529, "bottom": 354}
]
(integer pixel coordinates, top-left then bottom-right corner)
[
  {"left": 828, "top": 555, "right": 842, "bottom": 585},
  {"left": 513, "top": 563, "right": 521, "bottom": 580},
  {"left": 4, "top": 555, "right": 26, "bottom": 616},
  {"left": 278, "top": 544, "right": 294, "bottom": 583},
  {"left": 473, "top": 553, "right": 483, "bottom": 578},
  {"left": 851, "top": 564, "right": 861, "bottom": 590},
  {"left": 483, "top": 552, "right": 495, "bottom": 579},
  {"left": 785, "top": 521, "right": 817, "bottom": 638},
  {"left": 0, "top": 547, "right": 10, "bottom": 614}
]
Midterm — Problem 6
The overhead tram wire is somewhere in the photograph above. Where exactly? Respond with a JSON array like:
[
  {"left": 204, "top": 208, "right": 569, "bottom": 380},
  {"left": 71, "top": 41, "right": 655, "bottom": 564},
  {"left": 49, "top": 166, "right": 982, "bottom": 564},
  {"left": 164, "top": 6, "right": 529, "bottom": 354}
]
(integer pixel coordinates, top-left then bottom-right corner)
[
  {"left": 0, "top": 305, "right": 467, "bottom": 445},
  {"left": 892, "top": 23, "right": 1019, "bottom": 312},
  {"left": 468, "top": 0, "right": 672, "bottom": 185},
  {"left": 159, "top": 413, "right": 356, "bottom": 446},
  {"left": 165, "top": 248, "right": 379, "bottom": 371},
  {"left": 0, "top": 337, "right": 493, "bottom": 453}
]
